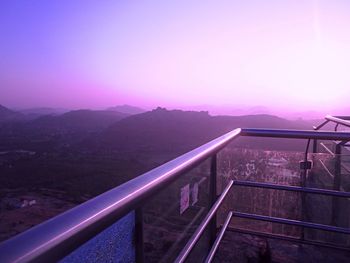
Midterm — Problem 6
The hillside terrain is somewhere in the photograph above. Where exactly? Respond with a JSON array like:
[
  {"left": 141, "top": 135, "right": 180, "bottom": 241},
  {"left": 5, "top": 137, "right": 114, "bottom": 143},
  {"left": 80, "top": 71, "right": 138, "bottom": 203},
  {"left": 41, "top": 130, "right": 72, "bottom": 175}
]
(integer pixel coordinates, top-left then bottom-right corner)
[
  {"left": 0, "top": 105, "right": 24, "bottom": 123},
  {"left": 0, "top": 106, "right": 320, "bottom": 242},
  {"left": 0, "top": 106, "right": 317, "bottom": 192},
  {"left": 97, "top": 107, "right": 313, "bottom": 154}
]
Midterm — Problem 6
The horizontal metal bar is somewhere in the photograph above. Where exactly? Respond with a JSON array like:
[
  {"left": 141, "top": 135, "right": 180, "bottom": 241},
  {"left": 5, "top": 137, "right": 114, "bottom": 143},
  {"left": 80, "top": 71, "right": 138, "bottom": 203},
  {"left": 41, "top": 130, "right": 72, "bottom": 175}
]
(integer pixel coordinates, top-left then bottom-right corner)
[
  {"left": 233, "top": 180, "right": 350, "bottom": 198},
  {"left": 319, "top": 159, "right": 335, "bottom": 179},
  {"left": 0, "top": 130, "right": 242, "bottom": 263},
  {"left": 334, "top": 116, "right": 350, "bottom": 121},
  {"left": 319, "top": 142, "right": 335, "bottom": 156},
  {"left": 175, "top": 180, "right": 234, "bottom": 263},
  {"left": 339, "top": 140, "right": 350, "bottom": 146},
  {"left": 227, "top": 227, "right": 350, "bottom": 252},
  {"left": 205, "top": 212, "right": 233, "bottom": 263},
  {"left": 326, "top": 115, "right": 350, "bottom": 128},
  {"left": 342, "top": 163, "right": 350, "bottom": 174},
  {"left": 232, "top": 212, "right": 350, "bottom": 234},
  {"left": 318, "top": 161, "right": 347, "bottom": 192},
  {"left": 240, "top": 128, "right": 350, "bottom": 141},
  {"left": 313, "top": 120, "right": 330, "bottom": 131}
]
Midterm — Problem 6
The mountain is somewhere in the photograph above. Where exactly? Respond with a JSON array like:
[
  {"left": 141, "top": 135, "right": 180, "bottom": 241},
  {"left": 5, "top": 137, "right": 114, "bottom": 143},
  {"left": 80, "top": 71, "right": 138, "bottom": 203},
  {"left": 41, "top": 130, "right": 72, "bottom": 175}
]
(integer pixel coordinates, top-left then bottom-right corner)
[
  {"left": 0, "top": 109, "right": 131, "bottom": 151},
  {"left": 29, "top": 109, "right": 129, "bottom": 133},
  {"left": 107, "top": 104, "right": 145, "bottom": 115},
  {"left": 19, "top": 107, "right": 69, "bottom": 119},
  {"left": 185, "top": 105, "right": 272, "bottom": 116},
  {"left": 0, "top": 107, "right": 322, "bottom": 215},
  {"left": 0, "top": 105, "right": 24, "bottom": 123},
  {"left": 95, "top": 107, "right": 312, "bottom": 155},
  {"left": 99, "top": 108, "right": 216, "bottom": 153}
]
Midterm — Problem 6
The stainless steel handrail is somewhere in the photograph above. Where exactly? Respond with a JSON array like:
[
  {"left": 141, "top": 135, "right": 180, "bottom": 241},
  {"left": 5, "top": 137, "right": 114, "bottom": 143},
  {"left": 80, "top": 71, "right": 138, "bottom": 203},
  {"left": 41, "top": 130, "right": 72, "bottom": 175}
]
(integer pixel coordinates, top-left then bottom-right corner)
[
  {"left": 314, "top": 115, "right": 350, "bottom": 131},
  {"left": 205, "top": 211, "right": 233, "bottom": 263},
  {"left": 334, "top": 116, "right": 350, "bottom": 121},
  {"left": 325, "top": 115, "right": 350, "bottom": 128},
  {"left": 0, "top": 129, "right": 242, "bottom": 263},
  {"left": 228, "top": 227, "right": 350, "bottom": 251},
  {"left": 240, "top": 128, "right": 350, "bottom": 140},
  {"left": 233, "top": 180, "right": 350, "bottom": 197},
  {"left": 1, "top": 127, "right": 350, "bottom": 262},
  {"left": 175, "top": 180, "right": 234, "bottom": 263},
  {"left": 232, "top": 212, "right": 350, "bottom": 234}
]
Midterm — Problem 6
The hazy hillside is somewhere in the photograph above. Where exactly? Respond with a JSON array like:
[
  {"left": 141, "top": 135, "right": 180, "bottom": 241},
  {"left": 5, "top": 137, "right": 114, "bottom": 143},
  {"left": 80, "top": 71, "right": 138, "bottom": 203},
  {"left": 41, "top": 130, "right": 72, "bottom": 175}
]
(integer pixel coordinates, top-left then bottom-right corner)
[
  {"left": 97, "top": 108, "right": 313, "bottom": 155},
  {"left": 19, "top": 107, "right": 69, "bottom": 119},
  {"left": 0, "top": 105, "right": 24, "bottom": 123},
  {"left": 0, "top": 107, "right": 324, "bottom": 242},
  {"left": 0, "top": 109, "right": 129, "bottom": 152},
  {"left": 30, "top": 109, "right": 129, "bottom": 132},
  {"left": 107, "top": 104, "right": 145, "bottom": 115},
  {"left": 101, "top": 108, "right": 218, "bottom": 153},
  {"left": 0, "top": 107, "right": 319, "bottom": 193}
]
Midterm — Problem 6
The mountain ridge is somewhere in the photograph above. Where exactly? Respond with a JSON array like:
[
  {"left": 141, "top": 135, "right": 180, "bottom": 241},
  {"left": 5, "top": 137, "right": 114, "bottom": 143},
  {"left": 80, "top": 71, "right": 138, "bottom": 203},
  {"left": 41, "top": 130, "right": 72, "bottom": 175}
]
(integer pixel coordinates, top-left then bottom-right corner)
[
  {"left": 0, "top": 105, "right": 24, "bottom": 123},
  {"left": 90, "top": 107, "right": 312, "bottom": 154}
]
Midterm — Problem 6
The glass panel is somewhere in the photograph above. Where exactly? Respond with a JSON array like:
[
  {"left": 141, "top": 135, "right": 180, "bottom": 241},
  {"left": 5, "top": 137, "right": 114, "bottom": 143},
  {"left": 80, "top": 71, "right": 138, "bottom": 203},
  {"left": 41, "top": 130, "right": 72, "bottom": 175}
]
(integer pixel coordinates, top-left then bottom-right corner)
[
  {"left": 306, "top": 151, "right": 350, "bottom": 245},
  {"left": 216, "top": 136, "right": 350, "bottom": 260},
  {"left": 143, "top": 158, "right": 211, "bottom": 262},
  {"left": 61, "top": 212, "right": 135, "bottom": 263},
  {"left": 217, "top": 137, "right": 305, "bottom": 237}
]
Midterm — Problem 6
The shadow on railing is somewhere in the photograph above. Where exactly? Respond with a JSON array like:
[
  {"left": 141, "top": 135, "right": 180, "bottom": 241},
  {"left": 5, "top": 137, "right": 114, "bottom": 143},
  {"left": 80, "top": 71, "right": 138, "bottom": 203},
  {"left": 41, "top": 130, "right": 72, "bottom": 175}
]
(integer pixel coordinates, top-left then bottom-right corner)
[{"left": 1, "top": 115, "right": 350, "bottom": 263}]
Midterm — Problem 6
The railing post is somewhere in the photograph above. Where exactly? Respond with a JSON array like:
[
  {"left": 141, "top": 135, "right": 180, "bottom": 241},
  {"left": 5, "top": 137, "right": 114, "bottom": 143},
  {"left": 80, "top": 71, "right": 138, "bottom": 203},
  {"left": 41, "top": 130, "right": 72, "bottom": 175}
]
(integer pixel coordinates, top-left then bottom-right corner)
[
  {"left": 300, "top": 139, "right": 311, "bottom": 241},
  {"left": 209, "top": 154, "right": 218, "bottom": 246},
  {"left": 135, "top": 208, "right": 144, "bottom": 263},
  {"left": 331, "top": 144, "right": 342, "bottom": 227},
  {"left": 312, "top": 139, "right": 318, "bottom": 153},
  {"left": 300, "top": 169, "right": 307, "bottom": 241}
]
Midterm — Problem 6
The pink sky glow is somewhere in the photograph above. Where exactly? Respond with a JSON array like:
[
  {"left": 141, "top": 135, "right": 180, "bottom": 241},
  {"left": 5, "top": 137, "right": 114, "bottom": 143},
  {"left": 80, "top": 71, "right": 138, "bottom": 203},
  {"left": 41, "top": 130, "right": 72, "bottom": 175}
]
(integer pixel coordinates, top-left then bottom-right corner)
[{"left": 0, "top": 0, "right": 349, "bottom": 115}]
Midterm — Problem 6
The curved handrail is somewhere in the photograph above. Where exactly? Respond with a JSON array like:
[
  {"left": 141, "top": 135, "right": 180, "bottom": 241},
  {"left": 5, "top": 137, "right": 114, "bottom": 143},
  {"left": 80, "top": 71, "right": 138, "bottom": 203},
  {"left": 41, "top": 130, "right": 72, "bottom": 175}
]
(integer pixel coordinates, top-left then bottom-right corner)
[
  {"left": 325, "top": 115, "right": 350, "bottom": 129},
  {"left": 333, "top": 116, "right": 350, "bottom": 121},
  {"left": 313, "top": 115, "right": 350, "bottom": 131},
  {"left": 240, "top": 128, "right": 350, "bottom": 140},
  {"left": 1, "top": 127, "right": 350, "bottom": 262},
  {"left": 0, "top": 129, "right": 242, "bottom": 263}
]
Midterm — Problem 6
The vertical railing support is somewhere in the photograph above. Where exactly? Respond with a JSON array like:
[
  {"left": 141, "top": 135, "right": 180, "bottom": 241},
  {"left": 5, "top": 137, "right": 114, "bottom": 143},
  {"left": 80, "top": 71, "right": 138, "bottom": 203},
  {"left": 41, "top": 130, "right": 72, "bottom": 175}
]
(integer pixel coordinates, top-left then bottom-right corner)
[
  {"left": 135, "top": 208, "right": 144, "bottom": 263},
  {"left": 300, "top": 170, "right": 307, "bottom": 241},
  {"left": 332, "top": 144, "right": 342, "bottom": 227},
  {"left": 300, "top": 139, "right": 311, "bottom": 241},
  {"left": 209, "top": 154, "right": 218, "bottom": 246},
  {"left": 312, "top": 139, "right": 318, "bottom": 153}
]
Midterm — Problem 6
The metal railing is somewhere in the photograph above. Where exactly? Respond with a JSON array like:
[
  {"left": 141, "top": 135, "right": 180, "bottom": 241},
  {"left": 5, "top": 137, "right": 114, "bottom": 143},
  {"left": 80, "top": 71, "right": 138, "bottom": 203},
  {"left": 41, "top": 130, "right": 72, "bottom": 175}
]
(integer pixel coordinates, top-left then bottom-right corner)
[
  {"left": 314, "top": 115, "right": 350, "bottom": 131},
  {"left": 1, "top": 115, "right": 350, "bottom": 263},
  {"left": 325, "top": 115, "right": 350, "bottom": 129}
]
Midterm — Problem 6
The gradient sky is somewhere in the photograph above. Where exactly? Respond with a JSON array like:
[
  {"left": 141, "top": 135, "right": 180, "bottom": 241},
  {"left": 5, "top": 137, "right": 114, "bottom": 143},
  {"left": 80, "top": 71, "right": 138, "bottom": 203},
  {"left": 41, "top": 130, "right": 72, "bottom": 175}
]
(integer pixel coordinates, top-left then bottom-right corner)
[{"left": 0, "top": 0, "right": 349, "bottom": 112}]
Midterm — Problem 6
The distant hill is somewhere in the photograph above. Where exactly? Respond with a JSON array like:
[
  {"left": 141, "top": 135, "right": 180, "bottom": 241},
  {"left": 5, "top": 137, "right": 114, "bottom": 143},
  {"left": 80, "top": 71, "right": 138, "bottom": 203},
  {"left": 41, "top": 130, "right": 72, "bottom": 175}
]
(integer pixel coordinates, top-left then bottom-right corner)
[
  {"left": 107, "top": 104, "right": 145, "bottom": 115},
  {"left": 19, "top": 107, "right": 69, "bottom": 119},
  {"left": 29, "top": 109, "right": 129, "bottom": 133},
  {"left": 95, "top": 107, "right": 312, "bottom": 154},
  {"left": 0, "top": 105, "right": 24, "bottom": 123},
  {"left": 187, "top": 105, "right": 271, "bottom": 116},
  {"left": 100, "top": 108, "right": 216, "bottom": 153},
  {"left": 0, "top": 106, "right": 316, "bottom": 155},
  {"left": 0, "top": 107, "right": 323, "bottom": 205}
]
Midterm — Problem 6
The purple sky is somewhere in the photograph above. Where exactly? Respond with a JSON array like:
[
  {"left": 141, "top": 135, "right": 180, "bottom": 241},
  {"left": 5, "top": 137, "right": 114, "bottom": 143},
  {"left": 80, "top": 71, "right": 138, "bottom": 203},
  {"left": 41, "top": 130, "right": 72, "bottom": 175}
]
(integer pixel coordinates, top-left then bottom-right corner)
[{"left": 1, "top": 1, "right": 349, "bottom": 113}]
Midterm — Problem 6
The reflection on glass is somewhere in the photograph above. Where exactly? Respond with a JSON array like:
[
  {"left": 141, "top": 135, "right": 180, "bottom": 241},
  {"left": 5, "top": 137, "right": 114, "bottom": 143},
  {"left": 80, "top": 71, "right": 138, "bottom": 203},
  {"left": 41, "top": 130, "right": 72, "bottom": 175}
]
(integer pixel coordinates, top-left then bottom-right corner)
[
  {"left": 216, "top": 138, "right": 350, "bottom": 248},
  {"left": 218, "top": 144, "right": 303, "bottom": 237},
  {"left": 143, "top": 158, "right": 211, "bottom": 262}
]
